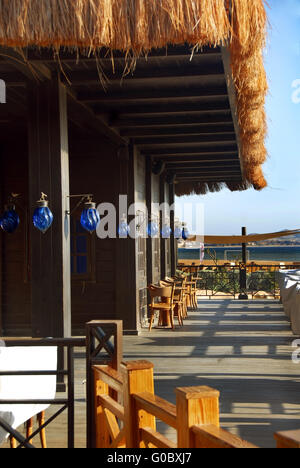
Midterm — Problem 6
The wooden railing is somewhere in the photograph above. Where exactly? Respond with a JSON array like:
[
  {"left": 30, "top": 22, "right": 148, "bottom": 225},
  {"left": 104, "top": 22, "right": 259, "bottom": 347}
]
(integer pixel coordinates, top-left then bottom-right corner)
[
  {"left": 93, "top": 359, "right": 300, "bottom": 449},
  {"left": 93, "top": 360, "right": 255, "bottom": 448}
]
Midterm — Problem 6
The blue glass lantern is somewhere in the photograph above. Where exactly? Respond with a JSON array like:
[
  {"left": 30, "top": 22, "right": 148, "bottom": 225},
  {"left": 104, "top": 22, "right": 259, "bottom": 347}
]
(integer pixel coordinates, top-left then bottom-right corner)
[
  {"left": 80, "top": 201, "right": 100, "bottom": 233},
  {"left": 161, "top": 224, "right": 172, "bottom": 239},
  {"left": 147, "top": 221, "right": 159, "bottom": 238},
  {"left": 1, "top": 204, "right": 20, "bottom": 234},
  {"left": 118, "top": 215, "right": 130, "bottom": 238},
  {"left": 33, "top": 195, "right": 53, "bottom": 234},
  {"left": 182, "top": 223, "right": 189, "bottom": 240},
  {"left": 174, "top": 225, "right": 182, "bottom": 239}
]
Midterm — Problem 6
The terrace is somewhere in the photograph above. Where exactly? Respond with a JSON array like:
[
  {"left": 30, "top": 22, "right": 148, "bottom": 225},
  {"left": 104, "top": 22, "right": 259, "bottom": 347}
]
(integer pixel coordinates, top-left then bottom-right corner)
[{"left": 1, "top": 297, "right": 300, "bottom": 449}]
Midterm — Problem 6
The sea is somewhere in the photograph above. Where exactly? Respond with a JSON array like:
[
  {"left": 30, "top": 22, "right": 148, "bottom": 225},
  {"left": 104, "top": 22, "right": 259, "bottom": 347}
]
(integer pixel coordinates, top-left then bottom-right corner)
[{"left": 178, "top": 246, "right": 300, "bottom": 262}]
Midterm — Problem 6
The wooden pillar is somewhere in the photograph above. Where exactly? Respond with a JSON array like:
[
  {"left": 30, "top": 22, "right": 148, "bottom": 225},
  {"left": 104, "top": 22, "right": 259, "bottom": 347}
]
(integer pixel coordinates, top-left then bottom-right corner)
[
  {"left": 115, "top": 144, "right": 137, "bottom": 331},
  {"left": 0, "top": 151, "right": 3, "bottom": 335},
  {"left": 239, "top": 226, "right": 248, "bottom": 300},
  {"left": 274, "top": 430, "right": 300, "bottom": 448},
  {"left": 27, "top": 74, "right": 71, "bottom": 339},
  {"left": 160, "top": 175, "right": 166, "bottom": 280},
  {"left": 176, "top": 386, "right": 220, "bottom": 448},
  {"left": 122, "top": 360, "right": 155, "bottom": 448},
  {"left": 145, "top": 158, "right": 153, "bottom": 285},
  {"left": 169, "top": 183, "right": 177, "bottom": 276}
]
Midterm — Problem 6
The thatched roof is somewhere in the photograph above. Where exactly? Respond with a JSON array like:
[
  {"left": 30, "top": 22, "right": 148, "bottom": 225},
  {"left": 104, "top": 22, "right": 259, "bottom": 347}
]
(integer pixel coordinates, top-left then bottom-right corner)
[{"left": 0, "top": 0, "right": 268, "bottom": 196}]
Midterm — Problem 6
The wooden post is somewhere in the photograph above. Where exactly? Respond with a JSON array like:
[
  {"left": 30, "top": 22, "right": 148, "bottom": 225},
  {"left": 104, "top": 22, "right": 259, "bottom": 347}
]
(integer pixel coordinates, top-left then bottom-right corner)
[
  {"left": 145, "top": 158, "right": 153, "bottom": 286},
  {"left": 27, "top": 74, "right": 71, "bottom": 339},
  {"left": 122, "top": 360, "right": 156, "bottom": 448},
  {"left": 0, "top": 155, "right": 3, "bottom": 335},
  {"left": 160, "top": 175, "right": 166, "bottom": 280},
  {"left": 115, "top": 144, "right": 138, "bottom": 332},
  {"left": 274, "top": 430, "right": 300, "bottom": 448},
  {"left": 86, "top": 320, "right": 123, "bottom": 448},
  {"left": 176, "top": 386, "right": 220, "bottom": 448},
  {"left": 93, "top": 367, "right": 110, "bottom": 448},
  {"left": 239, "top": 226, "right": 248, "bottom": 300},
  {"left": 169, "top": 183, "right": 176, "bottom": 276}
]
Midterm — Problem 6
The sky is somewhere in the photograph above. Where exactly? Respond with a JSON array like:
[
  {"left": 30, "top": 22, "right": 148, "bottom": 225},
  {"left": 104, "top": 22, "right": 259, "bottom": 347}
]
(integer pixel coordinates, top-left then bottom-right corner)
[{"left": 176, "top": 0, "right": 300, "bottom": 236}]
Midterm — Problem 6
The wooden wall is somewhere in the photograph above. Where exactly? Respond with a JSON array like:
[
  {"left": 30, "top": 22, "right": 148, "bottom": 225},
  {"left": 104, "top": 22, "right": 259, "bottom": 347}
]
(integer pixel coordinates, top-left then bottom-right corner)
[
  {"left": 0, "top": 128, "right": 175, "bottom": 336},
  {"left": 0, "top": 138, "right": 31, "bottom": 336},
  {"left": 69, "top": 135, "right": 138, "bottom": 334}
]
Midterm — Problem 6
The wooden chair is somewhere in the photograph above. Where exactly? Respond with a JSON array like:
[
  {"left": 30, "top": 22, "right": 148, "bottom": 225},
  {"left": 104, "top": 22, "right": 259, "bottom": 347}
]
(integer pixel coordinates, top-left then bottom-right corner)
[
  {"left": 160, "top": 280, "right": 184, "bottom": 327},
  {"left": 163, "top": 277, "right": 189, "bottom": 319},
  {"left": 148, "top": 284, "right": 175, "bottom": 331},
  {"left": 172, "top": 286, "right": 184, "bottom": 327},
  {"left": 185, "top": 279, "right": 197, "bottom": 310}
]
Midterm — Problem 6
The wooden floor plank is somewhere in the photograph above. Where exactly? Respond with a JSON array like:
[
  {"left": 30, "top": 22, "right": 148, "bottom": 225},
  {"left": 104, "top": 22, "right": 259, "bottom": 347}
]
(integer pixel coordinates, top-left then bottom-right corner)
[{"left": 2, "top": 299, "right": 300, "bottom": 448}]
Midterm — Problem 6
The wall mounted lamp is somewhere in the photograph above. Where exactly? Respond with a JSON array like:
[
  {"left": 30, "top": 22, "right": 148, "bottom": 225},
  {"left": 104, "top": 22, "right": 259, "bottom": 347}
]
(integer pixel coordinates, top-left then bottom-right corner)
[
  {"left": 33, "top": 192, "right": 54, "bottom": 234},
  {"left": 66, "top": 194, "right": 100, "bottom": 233},
  {"left": 0, "top": 193, "right": 20, "bottom": 234}
]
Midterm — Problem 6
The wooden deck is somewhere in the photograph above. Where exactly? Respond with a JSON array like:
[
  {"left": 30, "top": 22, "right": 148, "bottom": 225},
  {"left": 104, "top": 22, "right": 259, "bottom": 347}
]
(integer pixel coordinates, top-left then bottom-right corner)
[{"left": 2, "top": 299, "right": 300, "bottom": 448}]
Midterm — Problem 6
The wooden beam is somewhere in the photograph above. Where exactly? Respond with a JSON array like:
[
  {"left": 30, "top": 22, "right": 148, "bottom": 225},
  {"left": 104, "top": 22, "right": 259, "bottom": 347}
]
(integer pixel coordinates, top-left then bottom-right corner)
[
  {"left": 27, "top": 44, "right": 222, "bottom": 62},
  {"left": 157, "top": 155, "right": 239, "bottom": 163},
  {"left": 135, "top": 134, "right": 236, "bottom": 146},
  {"left": 164, "top": 161, "right": 241, "bottom": 169},
  {"left": 112, "top": 113, "right": 232, "bottom": 128},
  {"left": 173, "top": 168, "right": 242, "bottom": 175},
  {"left": 142, "top": 145, "right": 237, "bottom": 156},
  {"left": 0, "top": 47, "right": 51, "bottom": 82},
  {"left": 120, "top": 124, "right": 235, "bottom": 137},
  {"left": 67, "top": 90, "right": 128, "bottom": 147},
  {"left": 64, "top": 65, "right": 224, "bottom": 84},
  {"left": 77, "top": 87, "right": 228, "bottom": 103},
  {"left": 94, "top": 101, "right": 230, "bottom": 116},
  {"left": 176, "top": 175, "right": 242, "bottom": 181}
]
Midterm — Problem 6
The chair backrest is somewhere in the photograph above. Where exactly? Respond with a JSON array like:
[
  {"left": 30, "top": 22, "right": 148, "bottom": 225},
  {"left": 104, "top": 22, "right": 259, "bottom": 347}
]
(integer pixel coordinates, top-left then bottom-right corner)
[
  {"left": 164, "top": 277, "right": 174, "bottom": 283},
  {"left": 148, "top": 284, "right": 174, "bottom": 300}
]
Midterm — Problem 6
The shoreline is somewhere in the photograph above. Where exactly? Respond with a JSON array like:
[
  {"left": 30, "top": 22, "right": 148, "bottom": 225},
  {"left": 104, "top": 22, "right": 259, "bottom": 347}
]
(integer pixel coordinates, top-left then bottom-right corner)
[
  {"left": 178, "top": 259, "right": 300, "bottom": 266},
  {"left": 180, "top": 245, "right": 300, "bottom": 248}
]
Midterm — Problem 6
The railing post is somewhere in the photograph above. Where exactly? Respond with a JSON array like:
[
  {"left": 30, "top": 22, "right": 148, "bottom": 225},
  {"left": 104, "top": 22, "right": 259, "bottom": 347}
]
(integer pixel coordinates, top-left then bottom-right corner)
[
  {"left": 274, "top": 430, "right": 300, "bottom": 448},
  {"left": 122, "top": 360, "right": 156, "bottom": 448},
  {"left": 93, "top": 368, "right": 111, "bottom": 448},
  {"left": 86, "top": 320, "right": 123, "bottom": 448},
  {"left": 176, "top": 386, "right": 220, "bottom": 448}
]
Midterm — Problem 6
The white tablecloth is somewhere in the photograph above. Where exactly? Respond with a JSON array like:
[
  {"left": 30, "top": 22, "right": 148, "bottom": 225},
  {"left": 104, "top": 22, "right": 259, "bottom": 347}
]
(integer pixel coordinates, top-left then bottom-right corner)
[{"left": 0, "top": 346, "right": 57, "bottom": 445}]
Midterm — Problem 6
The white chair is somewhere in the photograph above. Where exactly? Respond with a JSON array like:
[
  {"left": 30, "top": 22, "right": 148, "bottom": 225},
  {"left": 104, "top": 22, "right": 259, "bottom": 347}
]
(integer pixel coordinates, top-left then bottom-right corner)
[
  {"left": 290, "top": 284, "right": 300, "bottom": 335},
  {"left": 281, "top": 276, "right": 300, "bottom": 319},
  {"left": 277, "top": 270, "right": 300, "bottom": 298},
  {"left": 0, "top": 346, "right": 57, "bottom": 448}
]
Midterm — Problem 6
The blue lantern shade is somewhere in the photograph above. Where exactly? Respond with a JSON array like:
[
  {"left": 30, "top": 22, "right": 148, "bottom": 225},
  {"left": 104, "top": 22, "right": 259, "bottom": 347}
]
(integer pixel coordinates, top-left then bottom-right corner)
[
  {"left": 174, "top": 225, "right": 182, "bottom": 239},
  {"left": 161, "top": 225, "right": 172, "bottom": 239},
  {"left": 147, "top": 221, "right": 159, "bottom": 238},
  {"left": 80, "top": 202, "right": 100, "bottom": 233},
  {"left": 182, "top": 224, "right": 189, "bottom": 240},
  {"left": 1, "top": 205, "right": 20, "bottom": 234},
  {"left": 118, "top": 215, "right": 130, "bottom": 238},
  {"left": 33, "top": 200, "right": 53, "bottom": 234}
]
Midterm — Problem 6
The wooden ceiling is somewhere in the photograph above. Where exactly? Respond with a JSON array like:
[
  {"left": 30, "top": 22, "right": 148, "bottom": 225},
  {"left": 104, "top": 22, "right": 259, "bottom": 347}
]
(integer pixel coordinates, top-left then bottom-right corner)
[{"left": 0, "top": 44, "right": 243, "bottom": 186}]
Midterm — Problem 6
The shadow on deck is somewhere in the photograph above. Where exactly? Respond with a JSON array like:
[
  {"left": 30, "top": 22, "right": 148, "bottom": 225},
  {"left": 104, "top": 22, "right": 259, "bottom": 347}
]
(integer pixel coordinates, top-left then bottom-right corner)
[{"left": 3, "top": 299, "right": 300, "bottom": 448}]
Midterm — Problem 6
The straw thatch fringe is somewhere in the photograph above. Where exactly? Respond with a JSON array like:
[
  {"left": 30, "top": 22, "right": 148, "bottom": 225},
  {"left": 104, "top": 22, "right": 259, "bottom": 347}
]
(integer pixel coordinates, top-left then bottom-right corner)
[{"left": 0, "top": 0, "right": 268, "bottom": 195}]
